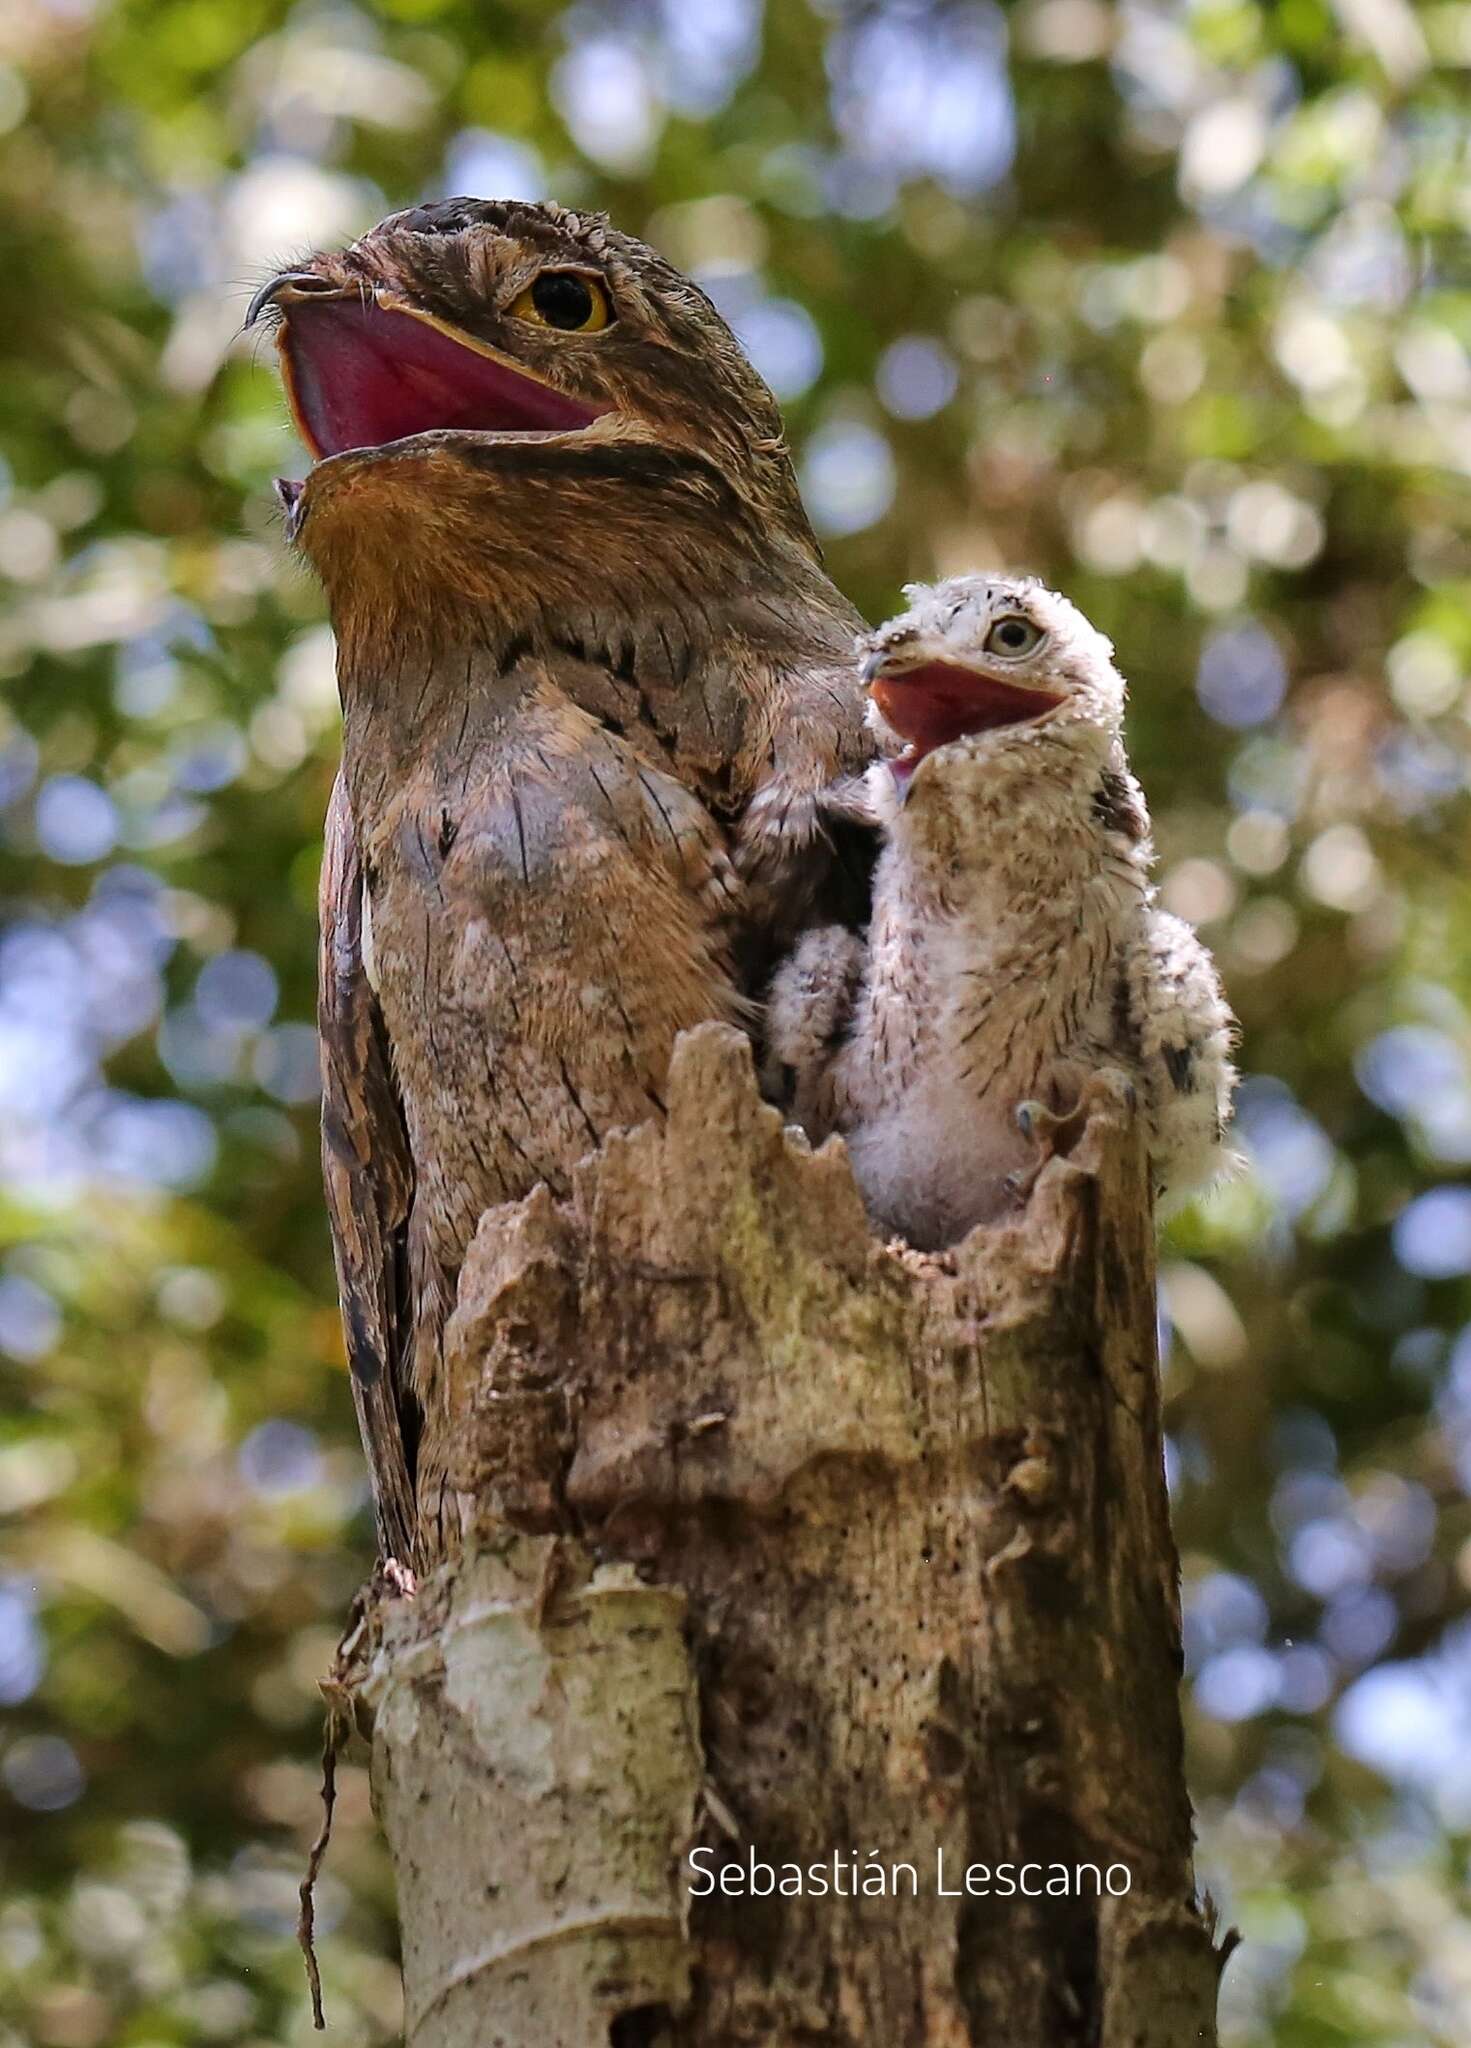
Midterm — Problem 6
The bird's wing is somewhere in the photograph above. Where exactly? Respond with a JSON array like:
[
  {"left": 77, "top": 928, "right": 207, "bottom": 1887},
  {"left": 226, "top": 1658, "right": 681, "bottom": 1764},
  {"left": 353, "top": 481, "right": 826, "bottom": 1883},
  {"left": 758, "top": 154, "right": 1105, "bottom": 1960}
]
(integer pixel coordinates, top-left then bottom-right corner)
[
  {"left": 1130, "top": 908, "right": 1239, "bottom": 1204},
  {"left": 762, "top": 922, "right": 867, "bottom": 1136},
  {"left": 317, "top": 767, "right": 419, "bottom": 1564},
  {"left": 738, "top": 649, "right": 876, "bottom": 883}
]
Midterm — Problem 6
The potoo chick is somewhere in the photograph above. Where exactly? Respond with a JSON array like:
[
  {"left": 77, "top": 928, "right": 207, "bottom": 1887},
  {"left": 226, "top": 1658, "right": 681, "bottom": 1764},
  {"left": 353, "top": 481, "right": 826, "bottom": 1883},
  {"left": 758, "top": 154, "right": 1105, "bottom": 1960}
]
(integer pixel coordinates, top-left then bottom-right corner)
[
  {"left": 248, "top": 199, "right": 872, "bottom": 1561},
  {"left": 768, "top": 575, "right": 1237, "bottom": 1251}
]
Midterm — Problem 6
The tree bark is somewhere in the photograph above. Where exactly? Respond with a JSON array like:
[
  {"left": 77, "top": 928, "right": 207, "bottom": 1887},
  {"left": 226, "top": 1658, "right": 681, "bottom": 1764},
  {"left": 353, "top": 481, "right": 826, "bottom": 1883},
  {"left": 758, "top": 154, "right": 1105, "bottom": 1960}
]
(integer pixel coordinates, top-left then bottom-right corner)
[{"left": 345, "top": 1023, "right": 1224, "bottom": 2046}]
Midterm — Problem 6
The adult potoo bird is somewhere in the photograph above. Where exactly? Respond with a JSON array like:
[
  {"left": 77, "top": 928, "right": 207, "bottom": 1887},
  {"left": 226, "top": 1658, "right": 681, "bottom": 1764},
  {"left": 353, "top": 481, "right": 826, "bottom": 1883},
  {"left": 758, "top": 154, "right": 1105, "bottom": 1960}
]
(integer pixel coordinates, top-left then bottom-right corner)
[
  {"left": 768, "top": 575, "right": 1237, "bottom": 1250},
  {"left": 249, "top": 199, "right": 871, "bottom": 1562}
]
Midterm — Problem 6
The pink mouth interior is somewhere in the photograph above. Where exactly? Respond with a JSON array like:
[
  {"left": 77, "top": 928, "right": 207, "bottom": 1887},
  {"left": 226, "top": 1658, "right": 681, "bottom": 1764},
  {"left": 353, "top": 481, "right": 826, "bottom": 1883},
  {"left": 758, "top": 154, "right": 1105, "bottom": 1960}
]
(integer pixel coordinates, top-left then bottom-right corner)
[
  {"left": 872, "top": 661, "right": 1063, "bottom": 786},
  {"left": 281, "top": 299, "right": 605, "bottom": 458}
]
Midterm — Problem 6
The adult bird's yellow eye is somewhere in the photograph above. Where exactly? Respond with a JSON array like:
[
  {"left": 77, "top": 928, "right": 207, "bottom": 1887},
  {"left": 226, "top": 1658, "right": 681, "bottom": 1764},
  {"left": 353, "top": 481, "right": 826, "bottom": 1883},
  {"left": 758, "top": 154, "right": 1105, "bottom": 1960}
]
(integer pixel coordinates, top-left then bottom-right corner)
[
  {"left": 509, "top": 270, "right": 613, "bottom": 333},
  {"left": 984, "top": 615, "right": 1043, "bottom": 658}
]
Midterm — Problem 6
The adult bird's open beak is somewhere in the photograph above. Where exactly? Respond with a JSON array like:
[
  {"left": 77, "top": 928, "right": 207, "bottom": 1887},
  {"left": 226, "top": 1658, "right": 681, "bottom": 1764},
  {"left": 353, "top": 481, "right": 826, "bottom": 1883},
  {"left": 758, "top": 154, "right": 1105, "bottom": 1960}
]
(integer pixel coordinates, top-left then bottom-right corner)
[{"left": 248, "top": 271, "right": 609, "bottom": 462}]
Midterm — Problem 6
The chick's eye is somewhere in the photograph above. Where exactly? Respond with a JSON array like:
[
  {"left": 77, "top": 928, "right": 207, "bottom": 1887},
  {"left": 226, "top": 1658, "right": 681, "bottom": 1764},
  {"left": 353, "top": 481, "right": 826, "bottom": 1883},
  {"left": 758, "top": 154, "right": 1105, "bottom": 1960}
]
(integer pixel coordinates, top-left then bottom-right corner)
[
  {"left": 510, "top": 270, "right": 613, "bottom": 332},
  {"left": 984, "top": 615, "right": 1043, "bottom": 658}
]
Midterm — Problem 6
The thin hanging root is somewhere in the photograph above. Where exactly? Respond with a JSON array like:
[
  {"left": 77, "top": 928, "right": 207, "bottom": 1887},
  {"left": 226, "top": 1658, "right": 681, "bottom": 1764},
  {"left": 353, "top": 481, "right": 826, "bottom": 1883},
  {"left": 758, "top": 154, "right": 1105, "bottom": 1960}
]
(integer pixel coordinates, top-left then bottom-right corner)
[
  {"left": 297, "top": 1575, "right": 381, "bottom": 2029},
  {"left": 298, "top": 1683, "right": 352, "bottom": 2030}
]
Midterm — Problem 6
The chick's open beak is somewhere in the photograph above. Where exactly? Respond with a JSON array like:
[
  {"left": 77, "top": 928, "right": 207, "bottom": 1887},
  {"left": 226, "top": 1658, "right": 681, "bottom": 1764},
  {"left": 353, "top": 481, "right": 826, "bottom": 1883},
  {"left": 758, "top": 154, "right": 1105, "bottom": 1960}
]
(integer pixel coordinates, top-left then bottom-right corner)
[{"left": 863, "top": 652, "right": 1066, "bottom": 769}]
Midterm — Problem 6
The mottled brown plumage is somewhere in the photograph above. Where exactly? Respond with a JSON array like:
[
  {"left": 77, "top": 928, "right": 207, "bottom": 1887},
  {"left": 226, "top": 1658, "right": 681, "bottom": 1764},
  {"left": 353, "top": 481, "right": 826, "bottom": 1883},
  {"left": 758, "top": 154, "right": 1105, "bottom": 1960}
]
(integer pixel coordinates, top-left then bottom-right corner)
[{"left": 252, "top": 198, "right": 870, "bottom": 1560}]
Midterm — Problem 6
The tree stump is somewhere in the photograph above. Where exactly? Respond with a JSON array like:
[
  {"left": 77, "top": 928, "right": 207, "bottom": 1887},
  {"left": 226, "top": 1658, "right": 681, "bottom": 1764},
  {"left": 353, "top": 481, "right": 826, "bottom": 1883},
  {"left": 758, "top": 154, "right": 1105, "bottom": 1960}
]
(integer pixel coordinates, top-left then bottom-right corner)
[{"left": 348, "top": 1023, "right": 1223, "bottom": 2046}]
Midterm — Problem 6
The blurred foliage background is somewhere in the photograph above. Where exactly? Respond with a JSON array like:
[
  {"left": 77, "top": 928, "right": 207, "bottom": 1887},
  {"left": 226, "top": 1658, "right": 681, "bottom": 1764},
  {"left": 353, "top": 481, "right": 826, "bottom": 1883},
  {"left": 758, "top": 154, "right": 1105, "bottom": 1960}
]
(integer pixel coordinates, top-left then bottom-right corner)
[{"left": 0, "top": 0, "right": 1469, "bottom": 2041}]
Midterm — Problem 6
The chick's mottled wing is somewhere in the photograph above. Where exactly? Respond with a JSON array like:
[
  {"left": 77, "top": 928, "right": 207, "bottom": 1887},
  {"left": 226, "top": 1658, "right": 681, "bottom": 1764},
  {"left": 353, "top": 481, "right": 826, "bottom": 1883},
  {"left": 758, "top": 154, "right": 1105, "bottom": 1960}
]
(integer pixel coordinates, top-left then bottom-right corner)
[
  {"left": 1130, "top": 908, "right": 1239, "bottom": 1205},
  {"left": 763, "top": 922, "right": 867, "bottom": 1138},
  {"left": 318, "top": 769, "right": 418, "bottom": 1563}
]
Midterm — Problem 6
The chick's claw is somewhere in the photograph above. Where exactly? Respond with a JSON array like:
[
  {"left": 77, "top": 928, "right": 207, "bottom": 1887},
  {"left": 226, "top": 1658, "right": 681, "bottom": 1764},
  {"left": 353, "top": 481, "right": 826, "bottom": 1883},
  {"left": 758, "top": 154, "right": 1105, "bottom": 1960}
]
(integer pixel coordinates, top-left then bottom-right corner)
[
  {"left": 1006, "top": 1097, "right": 1075, "bottom": 1210},
  {"left": 1010, "top": 1072, "right": 1142, "bottom": 1207}
]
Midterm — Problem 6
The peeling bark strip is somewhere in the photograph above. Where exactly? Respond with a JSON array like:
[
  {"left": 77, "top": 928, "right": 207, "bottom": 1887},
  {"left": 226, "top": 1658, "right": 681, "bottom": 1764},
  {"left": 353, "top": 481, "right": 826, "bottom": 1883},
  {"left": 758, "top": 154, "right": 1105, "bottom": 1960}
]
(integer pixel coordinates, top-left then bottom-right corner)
[{"left": 357, "top": 1025, "right": 1223, "bottom": 2046}]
